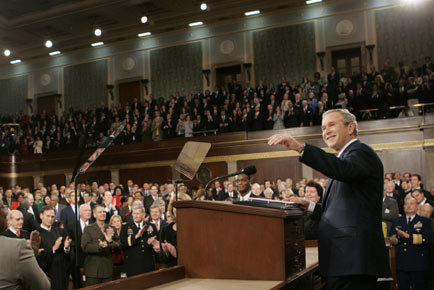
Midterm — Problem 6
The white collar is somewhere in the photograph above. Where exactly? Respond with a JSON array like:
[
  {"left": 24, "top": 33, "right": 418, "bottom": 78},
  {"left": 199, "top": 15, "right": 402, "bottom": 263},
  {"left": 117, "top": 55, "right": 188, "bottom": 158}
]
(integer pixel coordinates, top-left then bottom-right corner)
[
  {"left": 239, "top": 191, "right": 252, "bottom": 201},
  {"left": 9, "top": 227, "right": 19, "bottom": 235},
  {"left": 337, "top": 139, "right": 358, "bottom": 158},
  {"left": 40, "top": 224, "right": 51, "bottom": 231},
  {"left": 406, "top": 215, "right": 416, "bottom": 222}
]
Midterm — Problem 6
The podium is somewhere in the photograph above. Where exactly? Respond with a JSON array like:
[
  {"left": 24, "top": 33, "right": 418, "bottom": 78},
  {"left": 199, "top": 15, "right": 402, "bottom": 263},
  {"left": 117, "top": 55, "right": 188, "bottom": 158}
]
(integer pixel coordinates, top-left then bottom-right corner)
[
  {"left": 81, "top": 200, "right": 310, "bottom": 289},
  {"left": 175, "top": 200, "right": 306, "bottom": 282}
]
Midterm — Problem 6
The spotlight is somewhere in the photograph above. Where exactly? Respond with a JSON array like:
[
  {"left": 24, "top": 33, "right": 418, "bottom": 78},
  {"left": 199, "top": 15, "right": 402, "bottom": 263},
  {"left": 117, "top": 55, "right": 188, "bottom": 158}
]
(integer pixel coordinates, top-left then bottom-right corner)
[
  {"left": 49, "top": 51, "right": 61, "bottom": 56},
  {"left": 141, "top": 16, "right": 148, "bottom": 24},
  {"left": 4, "top": 49, "right": 11, "bottom": 57},
  {"left": 91, "top": 42, "right": 104, "bottom": 47},
  {"left": 200, "top": 3, "right": 208, "bottom": 11},
  {"left": 137, "top": 32, "right": 152, "bottom": 37},
  {"left": 94, "top": 28, "right": 102, "bottom": 37},
  {"left": 189, "top": 21, "right": 203, "bottom": 27},
  {"left": 244, "top": 10, "right": 260, "bottom": 16},
  {"left": 45, "top": 40, "right": 53, "bottom": 48},
  {"left": 306, "top": 0, "right": 322, "bottom": 4},
  {"left": 10, "top": 59, "right": 21, "bottom": 64}
]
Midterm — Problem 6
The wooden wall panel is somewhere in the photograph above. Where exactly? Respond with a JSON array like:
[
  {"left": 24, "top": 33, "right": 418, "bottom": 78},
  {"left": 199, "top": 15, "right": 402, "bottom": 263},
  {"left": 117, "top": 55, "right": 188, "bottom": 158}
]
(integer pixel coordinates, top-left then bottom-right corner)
[
  {"left": 119, "top": 167, "right": 172, "bottom": 188},
  {"left": 78, "top": 171, "right": 111, "bottom": 185},
  {"left": 43, "top": 174, "right": 66, "bottom": 188},
  {"left": 237, "top": 158, "right": 302, "bottom": 185},
  {"left": 0, "top": 176, "right": 34, "bottom": 190}
]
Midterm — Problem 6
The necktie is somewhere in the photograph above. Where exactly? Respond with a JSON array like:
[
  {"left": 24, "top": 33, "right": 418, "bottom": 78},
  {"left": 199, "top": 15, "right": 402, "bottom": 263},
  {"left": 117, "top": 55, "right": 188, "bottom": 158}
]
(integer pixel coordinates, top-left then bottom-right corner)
[
  {"left": 16, "top": 231, "right": 20, "bottom": 237},
  {"left": 408, "top": 217, "right": 411, "bottom": 224}
]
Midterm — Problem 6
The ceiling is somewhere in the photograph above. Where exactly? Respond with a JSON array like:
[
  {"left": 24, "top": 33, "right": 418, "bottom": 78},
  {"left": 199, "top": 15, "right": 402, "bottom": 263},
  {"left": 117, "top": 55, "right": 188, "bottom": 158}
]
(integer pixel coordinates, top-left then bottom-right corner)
[{"left": 0, "top": 0, "right": 315, "bottom": 66}]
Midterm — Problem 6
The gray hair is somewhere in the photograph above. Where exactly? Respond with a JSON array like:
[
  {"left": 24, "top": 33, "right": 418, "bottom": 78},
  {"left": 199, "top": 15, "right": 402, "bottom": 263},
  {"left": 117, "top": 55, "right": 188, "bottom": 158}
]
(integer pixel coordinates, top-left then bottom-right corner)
[
  {"left": 150, "top": 203, "right": 162, "bottom": 213},
  {"left": 132, "top": 205, "right": 146, "bottom": 213},
  {"left": 7, "top": 209, "right": 22, "bottom": 220},
  {"left": 323, "top": 109, "right": 358, "bottom": 136}
]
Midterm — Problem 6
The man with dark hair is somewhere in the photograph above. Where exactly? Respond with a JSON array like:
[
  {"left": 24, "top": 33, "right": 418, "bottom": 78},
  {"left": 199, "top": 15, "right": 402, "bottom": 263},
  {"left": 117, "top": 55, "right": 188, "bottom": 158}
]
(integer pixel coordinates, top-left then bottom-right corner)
[
  {"left": 81, "top": 204, "right": 121, "bottom": 286},
  {"left": 144, "top": 185, "right": 159, "bottom": 213},
  {"left": 269, "top": 109, "right": 390, "bottom": 289},
  {"left": 235, "top": 173, "right": 252, "bottom": 201},
  {"left": 0, "top": 203, "right": 50, "bottom": 290},
  {"left": 37, "top": 205, "right": 72, "bottom": 290},
  {"left": 411, "top": 174, "right": 431, "bottom": 200}
]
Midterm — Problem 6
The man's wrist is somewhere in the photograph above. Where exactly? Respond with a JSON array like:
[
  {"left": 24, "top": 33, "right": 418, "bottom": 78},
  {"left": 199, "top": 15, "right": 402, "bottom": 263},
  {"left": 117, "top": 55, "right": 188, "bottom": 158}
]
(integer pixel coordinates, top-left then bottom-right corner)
[{"left": 297, "top": 143, "right": 305, "bottom": 154}]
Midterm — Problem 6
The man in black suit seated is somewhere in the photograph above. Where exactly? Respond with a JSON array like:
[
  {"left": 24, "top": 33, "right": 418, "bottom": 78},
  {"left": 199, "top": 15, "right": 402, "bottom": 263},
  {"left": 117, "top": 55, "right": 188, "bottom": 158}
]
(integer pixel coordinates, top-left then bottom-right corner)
[
  {"left": 269, "top": 109, "right": 390, "bottom": 290},
  {"left": 1, "top": 209, "right": 30, "bottom": 239}
]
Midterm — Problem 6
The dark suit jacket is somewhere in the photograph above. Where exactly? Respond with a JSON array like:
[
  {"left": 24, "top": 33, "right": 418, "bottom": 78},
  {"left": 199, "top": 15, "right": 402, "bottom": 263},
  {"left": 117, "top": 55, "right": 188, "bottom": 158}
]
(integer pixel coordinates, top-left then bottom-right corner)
[
  {"left": 301, "top": 140, "right": 390, "bottom": 277},
  {"left": 67, "top": 221, "right": 86, "bottom": 267},
  {"left": 382, "top": 196, "right": 399, "bottom": 235},
  {"left": 60, "top": 205, "right": 78, "bottom": 227},
  {"left": 1, "top": 228, "right": 30, "bottom": 239},
  {"left": 17, "top": 206, "right": 39, "bottom": 233}
]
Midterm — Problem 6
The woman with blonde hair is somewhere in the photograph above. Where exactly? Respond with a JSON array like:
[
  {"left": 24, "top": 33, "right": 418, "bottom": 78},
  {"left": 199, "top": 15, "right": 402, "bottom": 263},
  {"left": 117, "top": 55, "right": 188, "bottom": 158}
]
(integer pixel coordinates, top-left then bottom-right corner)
[{"left": 109, "top": 215, "right": 124, "bottom": 279}]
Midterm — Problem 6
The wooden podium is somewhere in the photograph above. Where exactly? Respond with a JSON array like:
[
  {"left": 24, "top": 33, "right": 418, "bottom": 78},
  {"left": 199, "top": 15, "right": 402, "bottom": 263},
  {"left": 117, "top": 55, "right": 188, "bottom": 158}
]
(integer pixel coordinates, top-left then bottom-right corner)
[
  {"left": 81, "top": 200, "right": 309, "bottom": 289},
  {"left": 175, "top": 200, "right": 306, "bottom": 281}
]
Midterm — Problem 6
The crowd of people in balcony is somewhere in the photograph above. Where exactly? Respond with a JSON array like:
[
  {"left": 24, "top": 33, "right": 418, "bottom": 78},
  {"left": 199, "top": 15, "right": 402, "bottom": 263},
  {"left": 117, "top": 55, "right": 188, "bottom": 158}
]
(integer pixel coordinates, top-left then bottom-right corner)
[
  {"left": 0, "top": 170, "right": 433, "bottom": 288},
  {"left": 0, "top": 56, "right": 433, "bottom": 155}
]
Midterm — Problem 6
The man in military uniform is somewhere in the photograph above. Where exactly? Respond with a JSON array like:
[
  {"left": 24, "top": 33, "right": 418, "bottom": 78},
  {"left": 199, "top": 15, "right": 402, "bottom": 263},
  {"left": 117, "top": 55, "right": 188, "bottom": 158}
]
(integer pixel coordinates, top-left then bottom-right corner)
[
  {"left": 81, "top": 204, "right": 122, "bottom": 286},
  {"left": 120, "top": 205, "right": 159, "bottom": 277},
  {"left": 390, "top": 196, "right": 433, "bottom": 290}
]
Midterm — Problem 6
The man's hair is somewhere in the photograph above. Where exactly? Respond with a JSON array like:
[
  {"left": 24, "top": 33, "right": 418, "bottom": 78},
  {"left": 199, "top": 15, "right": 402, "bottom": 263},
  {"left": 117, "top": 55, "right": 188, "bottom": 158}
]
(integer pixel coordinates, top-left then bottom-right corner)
[
  {"left": 305, "top": 181, "right": 323, "bottom": 199},
  {"left": 7, "top": 209, "right": 22, "bottom": 220},
  {"left": 150, "top": 203, "right": 162, "bottom": 213},
  {"left": 41, "top": 205, "right": 54, "bottom": 214},
  {"left": 93, "top": 204, "right": 105, "bottom": 212},
  {"left": 412, "top": 174, "right": 422, "bottom": 181},
  {"left": 132, "top": 205, "right": 145, "bottom": 213},
  {"left": 323, "top": 109, "right": 358, "bottom": 136}
]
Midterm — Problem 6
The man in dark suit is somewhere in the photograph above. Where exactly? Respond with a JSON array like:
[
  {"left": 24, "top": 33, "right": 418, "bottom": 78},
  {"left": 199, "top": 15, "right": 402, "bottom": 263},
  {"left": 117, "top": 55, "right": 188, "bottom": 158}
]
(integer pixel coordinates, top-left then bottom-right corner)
[
  {"left": 269, "top": 109, "right": 390, "bottom": 289},
  {"left": 17, "top": 198, "right": 39, "bottom": 233},
  {"left": 61, "top": 191, "right": 79, "bottom": 227},
  {"left": 382, "top": 190, "right": 399, "bottom": 236},
  {"left": 389, "top": 196, "right": 433, "bottom": 290},
  {"left": 0, "top": 204, "right": 51, "bottom": 290},
  {"left": 67, "top": 204, "right": 92, "bottom": 289},
  {"left": 1, "top": 209, "right": 30, "bottom": 239},
  {"left": 51, "top": 194, "right": 67, "bottom": 222},
  {"left": 144, "top": 185, "right": 160, "bottom": 214},
  {"left": 120, "top": 205, "right": 158, "bottom": 276}
]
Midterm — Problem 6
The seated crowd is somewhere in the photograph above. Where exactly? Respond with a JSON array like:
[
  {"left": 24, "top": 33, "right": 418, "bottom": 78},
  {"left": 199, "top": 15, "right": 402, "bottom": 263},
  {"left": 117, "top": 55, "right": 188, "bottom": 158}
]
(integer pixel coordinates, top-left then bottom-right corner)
[
  {"left": 0, "top": 170, "right": 433, "bottom": 288},
  {"left": 0, "top": 56, "right": 433, "bottom": 156}
]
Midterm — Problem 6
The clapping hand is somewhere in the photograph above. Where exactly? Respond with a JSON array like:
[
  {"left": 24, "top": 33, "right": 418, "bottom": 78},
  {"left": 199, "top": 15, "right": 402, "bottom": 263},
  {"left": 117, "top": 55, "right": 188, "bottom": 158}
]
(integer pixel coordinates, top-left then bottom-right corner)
[
  {"left": 29, "top": 230, "right": 43, "bottom": 256},
  {"left": 64, "top": 236, "right": 72, "bottom": 249},
  {"left": 395, "top": 227, "right": 410, "bottom": 239},
  {"left": 98, "top": 239, "right": 108, "bottom": 248},
  {"left": 135, "top": 227, "right": 145, "bottom": 239},
  {"left": 104, "top": 227, "right": 114, "bottom": 243},
  {"left": 52, "top": 236, "right": 63, "bottom": 252},
  {"left": 162, "top": 240, "right": 177, "bottom": 257}
]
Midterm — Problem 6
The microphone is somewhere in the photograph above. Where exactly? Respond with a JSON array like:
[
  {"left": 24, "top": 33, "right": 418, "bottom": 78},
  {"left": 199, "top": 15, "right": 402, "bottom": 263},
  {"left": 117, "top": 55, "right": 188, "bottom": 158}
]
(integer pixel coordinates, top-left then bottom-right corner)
[{"left": 204, "top": 165, "right": 256, "bottom": 200}]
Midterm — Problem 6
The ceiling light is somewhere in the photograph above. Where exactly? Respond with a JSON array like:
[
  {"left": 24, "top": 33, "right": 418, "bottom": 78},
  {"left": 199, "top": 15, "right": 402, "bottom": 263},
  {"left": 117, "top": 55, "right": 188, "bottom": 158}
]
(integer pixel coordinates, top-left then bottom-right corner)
[
  {"left": 49, "top": 51, "right": 61, "bottom": 56},
  {"left": 189, "top": 21, "right": 203, "bottom": 27},
  {"left": 244, "top": 10, "right": 260, "bottom": 16},
  {"left": 45, "top": 40, "right": 53, "bottom": 48},
  {"left": 10, "top": 59, "right": 21, "bottom": 64},
  {"left": 4, "top": 49, "right": 10, "bottom": 57},
  {"left": 200, "top": 3, "right": 208, "bottom": 11},
  {"left": 94, "top": 28, "right": 102, "bottom": 37},
  {"left": 137, "top": 32, "right": 152, "bottom": 37},
  {"left": 141, "top": 16, "right": 148, "bottom": 24},
  {"left": 306, "top": 0, "right": 322, "bottom": 4},
  {"left": 91, "top": 42, "right": 104, "bottom": 47}
]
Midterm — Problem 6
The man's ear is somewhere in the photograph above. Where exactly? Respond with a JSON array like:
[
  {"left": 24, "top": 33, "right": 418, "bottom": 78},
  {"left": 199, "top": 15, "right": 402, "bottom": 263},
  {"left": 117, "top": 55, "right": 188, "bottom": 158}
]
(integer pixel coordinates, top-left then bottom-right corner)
[{"left": 348, "top": 122, "right": 356, "bottom": 136}]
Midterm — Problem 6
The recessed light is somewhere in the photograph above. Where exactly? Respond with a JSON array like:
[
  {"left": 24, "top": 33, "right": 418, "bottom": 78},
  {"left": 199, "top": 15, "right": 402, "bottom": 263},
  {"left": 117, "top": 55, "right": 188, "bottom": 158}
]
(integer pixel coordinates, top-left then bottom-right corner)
[
  {"left": 189, "top": 21, "right": 203, "bottom": 27},
  {"left": 49, "top": 51, "right": 61, "bottom": 56},
  {"left": 10, "top": 59, "right": 21, "bottom": 64},
  {"left": 306, "top": 0, "right": 322, "bottom": 4},
  {"left": 4, "top": 49, "right": 11, "bottom": 57},
  {"left": 94, "top": 28, "right": 102, "bottom": 37},
  {"left": 45, "top": 40, "right": 53, "bottom": 48},
  {"left": 141, "top": 16, "right": 148, "bottom": 24},
  {"left": 137, "top": 32, "right": 152, "bottom": 37},
  {"left": 200, "top": 3, "right": 208, "bottom": 11},
  {"left": 91, "top": 42, "right": 104, "bottom": 47},
  {"left": 244, "top": 10, "right": 260, "bottom": 16}
]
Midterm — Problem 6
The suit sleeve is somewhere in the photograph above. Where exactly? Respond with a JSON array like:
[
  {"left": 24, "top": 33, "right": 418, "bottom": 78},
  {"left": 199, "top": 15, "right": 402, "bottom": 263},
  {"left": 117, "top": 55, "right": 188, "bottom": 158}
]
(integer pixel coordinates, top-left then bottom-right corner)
[
  {"left": 300, "top": 143, "right": 375, "bottom": 182},
  {"left": 18, "top": 240, "right": 51, "bottom": 290}
]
